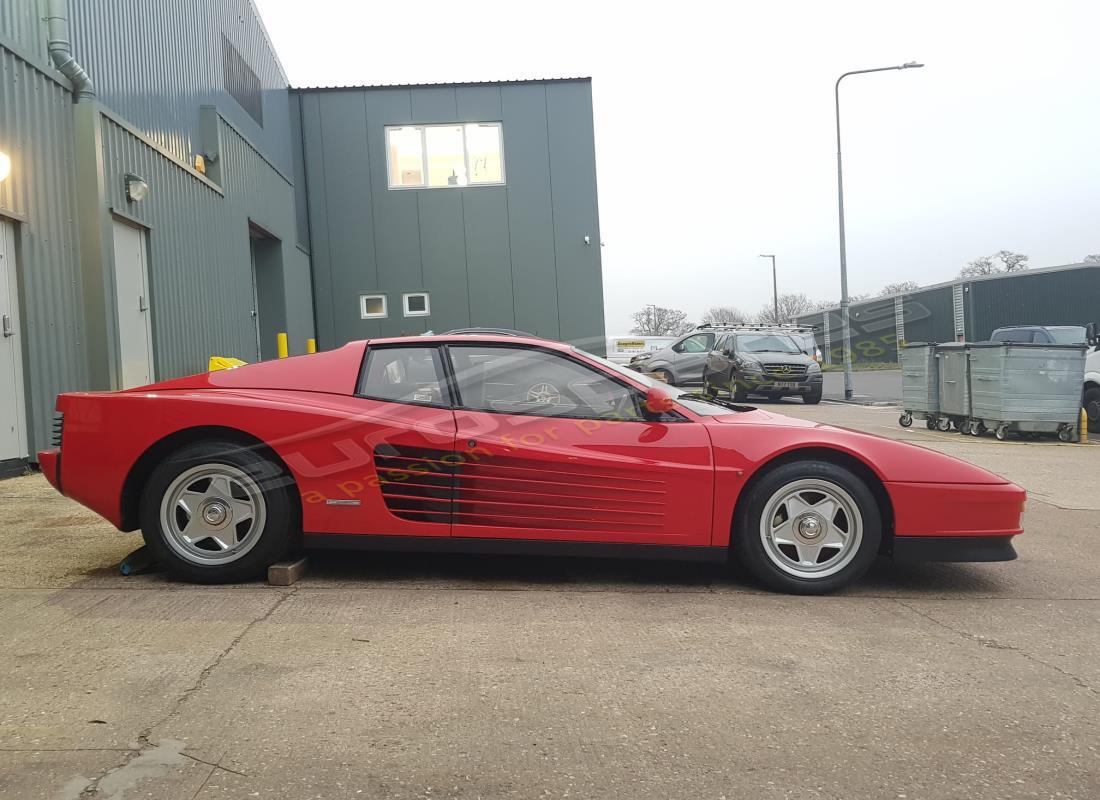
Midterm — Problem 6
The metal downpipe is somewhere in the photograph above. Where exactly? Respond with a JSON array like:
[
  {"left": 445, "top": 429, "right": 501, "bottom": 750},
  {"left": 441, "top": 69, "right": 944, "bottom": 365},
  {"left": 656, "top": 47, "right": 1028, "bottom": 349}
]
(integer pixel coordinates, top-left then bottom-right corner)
[{"left": 45, "top": 0, "right": 94, "bottom": 100}]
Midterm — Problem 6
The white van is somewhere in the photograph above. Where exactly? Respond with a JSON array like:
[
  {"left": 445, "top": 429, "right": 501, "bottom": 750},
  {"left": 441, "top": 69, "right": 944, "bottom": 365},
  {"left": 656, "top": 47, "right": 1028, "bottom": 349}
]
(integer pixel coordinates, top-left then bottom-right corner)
[{"left": 605, "top": 335, "right": 677, "bottom": 365}]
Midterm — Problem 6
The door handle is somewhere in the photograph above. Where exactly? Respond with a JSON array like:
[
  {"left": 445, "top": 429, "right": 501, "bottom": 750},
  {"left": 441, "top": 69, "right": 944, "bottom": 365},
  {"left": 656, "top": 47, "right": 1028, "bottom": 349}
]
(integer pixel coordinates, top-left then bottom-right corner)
[
  {"left": 139, "top": 295, "right": 148, "bottom": 312},
  {"left": 2, "top": 314, "right": 12, "bottom": 337}
]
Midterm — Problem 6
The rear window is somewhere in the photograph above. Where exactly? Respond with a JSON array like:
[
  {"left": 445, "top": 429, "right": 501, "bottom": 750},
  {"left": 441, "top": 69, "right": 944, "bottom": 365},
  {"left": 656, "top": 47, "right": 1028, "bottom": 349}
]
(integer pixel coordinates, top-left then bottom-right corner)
[{"left": 991, "top": 329, "right": 1034, "bottom": 343}]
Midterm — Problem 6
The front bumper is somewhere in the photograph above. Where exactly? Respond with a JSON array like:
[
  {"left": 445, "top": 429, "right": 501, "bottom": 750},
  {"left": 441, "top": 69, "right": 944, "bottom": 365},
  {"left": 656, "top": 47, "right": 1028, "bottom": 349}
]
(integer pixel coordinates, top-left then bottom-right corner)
[
  {"left": 892, "top": 535, "right": 1017, "bottom": 562},
  {"left": 740, "top": 373, "right": 823, "bottom": 393},
  {"left": 38, "top": 448, "right": 61, "bottom": 494}
]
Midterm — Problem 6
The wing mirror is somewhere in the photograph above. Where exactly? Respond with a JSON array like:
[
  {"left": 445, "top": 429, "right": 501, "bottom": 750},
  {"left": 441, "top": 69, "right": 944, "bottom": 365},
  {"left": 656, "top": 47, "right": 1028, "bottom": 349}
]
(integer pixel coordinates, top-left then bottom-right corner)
[
  {"left": 1087, "top": 322, "right": 1099, "bottom": 347},
  {"left": 643, "top": 387, "right": 675, "bottom": 419}
]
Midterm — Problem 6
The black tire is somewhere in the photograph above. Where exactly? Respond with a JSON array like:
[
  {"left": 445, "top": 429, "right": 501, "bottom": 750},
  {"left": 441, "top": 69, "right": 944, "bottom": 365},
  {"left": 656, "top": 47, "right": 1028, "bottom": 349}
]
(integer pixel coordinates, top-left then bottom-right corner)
[
  {"left": 732, "top": 460, "right": 882, "bottom": 594},
  {"left": 898, "top": 412, "right": 913, "bottom": 428},
  {"left": 731, "top": 383, "right": 748, "bottom": 403},
  {"left": 139, "top": 440, "right": 299, "bottom": 584},
  {"left": 1084, "top": 386, "right": 1100, "bottom": 434},
  {"left": 802, "top": 386, "right": 823, "bottom": 405}
]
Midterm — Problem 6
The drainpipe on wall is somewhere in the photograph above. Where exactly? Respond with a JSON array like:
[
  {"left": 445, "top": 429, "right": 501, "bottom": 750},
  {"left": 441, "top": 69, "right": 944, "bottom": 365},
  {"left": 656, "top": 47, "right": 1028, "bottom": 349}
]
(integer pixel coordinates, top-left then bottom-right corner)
[{"left": 45, "top": 0, "right": 94, "bottom": 99}]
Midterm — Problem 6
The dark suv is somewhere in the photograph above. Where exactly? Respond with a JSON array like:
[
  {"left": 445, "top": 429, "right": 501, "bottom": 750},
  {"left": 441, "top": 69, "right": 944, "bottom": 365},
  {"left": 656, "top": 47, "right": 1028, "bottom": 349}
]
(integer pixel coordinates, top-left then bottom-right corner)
[{"left": 703, "top": 331, "right": 823, "bottom": 404}]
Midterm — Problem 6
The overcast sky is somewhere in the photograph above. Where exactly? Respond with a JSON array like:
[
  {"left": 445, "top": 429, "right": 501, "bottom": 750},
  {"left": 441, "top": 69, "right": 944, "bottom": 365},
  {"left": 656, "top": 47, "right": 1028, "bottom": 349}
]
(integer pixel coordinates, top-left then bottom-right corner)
[{"left": 257, "top": 0, "right": 1100, "bottom": 334}]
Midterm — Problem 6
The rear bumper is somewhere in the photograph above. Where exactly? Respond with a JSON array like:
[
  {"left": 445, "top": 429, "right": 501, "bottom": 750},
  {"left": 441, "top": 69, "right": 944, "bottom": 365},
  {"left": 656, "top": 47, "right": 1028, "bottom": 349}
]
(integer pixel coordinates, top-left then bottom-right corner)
[
  {"left": 37, "top": 448, "right": 61, "bottom": 494},
  {"left": 892, "top": 535, "right": 1018, "bottom": 562}
]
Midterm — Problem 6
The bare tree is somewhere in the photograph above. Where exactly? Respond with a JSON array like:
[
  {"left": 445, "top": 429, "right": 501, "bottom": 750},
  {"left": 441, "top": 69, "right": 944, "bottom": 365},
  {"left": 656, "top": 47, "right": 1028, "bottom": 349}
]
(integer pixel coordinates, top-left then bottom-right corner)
[
  {"left": 958, "top": 256, "right": 998, "bottom": 278},
  {"left": 630, "top": 305, "right": 693, "bottom": 336},
  {"left": 756, "top": 293, "right": 815, "bottom": 324},
  {"left": 700, "top": 305, "right": 747, "bottom": 326},
  {"left": 879, "top": 281, "right": 920, "bottom": 296},
  {"left": 1084, "top": 254, "right": 1100, "bottom": 264},
  {"left": 994, "top": 250, "right": 1029, "bottom": 272}
]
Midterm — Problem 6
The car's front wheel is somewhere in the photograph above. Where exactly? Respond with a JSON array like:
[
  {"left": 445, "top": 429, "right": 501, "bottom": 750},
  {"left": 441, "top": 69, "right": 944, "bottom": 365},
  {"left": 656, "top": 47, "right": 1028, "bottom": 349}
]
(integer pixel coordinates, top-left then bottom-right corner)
[
  {"left": 1084, "top": 386, "right": 1100, "bottom": 434},
  {"left": 139, "top": 440, "right": 299, "bottom": 583},
  {"left": 733, "top": 460, "right": 882, "bottom": 594}
]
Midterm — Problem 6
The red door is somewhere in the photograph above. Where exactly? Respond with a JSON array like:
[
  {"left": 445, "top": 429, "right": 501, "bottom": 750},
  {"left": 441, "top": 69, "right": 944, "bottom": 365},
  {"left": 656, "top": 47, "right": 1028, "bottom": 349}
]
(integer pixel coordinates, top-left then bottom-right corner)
[
  {"left": 290, "top": 345, "right": 457, "bottom": 538},
  {"left": 445, "top": 344, "right": 714, "bottom": 546}
]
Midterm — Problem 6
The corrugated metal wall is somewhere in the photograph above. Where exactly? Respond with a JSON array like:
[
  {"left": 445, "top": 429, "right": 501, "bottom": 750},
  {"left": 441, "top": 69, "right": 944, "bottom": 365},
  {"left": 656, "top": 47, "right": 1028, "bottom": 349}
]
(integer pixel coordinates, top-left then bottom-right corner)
[
  {"left": 100, "top": 112, "right": 312, "bottom": 378},
  {"left": 0, "top": 44, "right": 86, "bottom": 455},
  {"left": 66, "top": 0, "right": 293, "bottom": 174},
  {"left": 966, "top": 266, "right": 1100, "bottom": 339},
  {"left": 0, "top": 0, "right": 48, "bottom": 61},
  {"left": 295, "top": 80, "right": 606, "bottom": 353},
  {"left": 903, "top": 285, "right": 954, "bottom": 344}
]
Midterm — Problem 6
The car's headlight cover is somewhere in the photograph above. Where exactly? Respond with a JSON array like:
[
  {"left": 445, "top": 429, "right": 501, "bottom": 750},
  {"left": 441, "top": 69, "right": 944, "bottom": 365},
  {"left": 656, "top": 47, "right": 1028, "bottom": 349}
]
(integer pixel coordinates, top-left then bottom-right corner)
[
  {"left": 741, "top": 358, "right": 764, "bottom": 372},
  {"left": 807, "top": 360, "right": 821, "bottom": 373}
]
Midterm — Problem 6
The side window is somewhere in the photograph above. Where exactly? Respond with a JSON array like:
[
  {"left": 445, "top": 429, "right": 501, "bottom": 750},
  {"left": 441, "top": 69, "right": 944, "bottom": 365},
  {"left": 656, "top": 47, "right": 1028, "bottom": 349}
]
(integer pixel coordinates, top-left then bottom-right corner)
[
  {"left": 448, "top": 345, "right": 642, "bottom": 420},
  {"left": 358, "top": 346, "right": 447, "bottom": 406},
  {"left": 679, "top": 333, "right": 713, "bottom": 353}
]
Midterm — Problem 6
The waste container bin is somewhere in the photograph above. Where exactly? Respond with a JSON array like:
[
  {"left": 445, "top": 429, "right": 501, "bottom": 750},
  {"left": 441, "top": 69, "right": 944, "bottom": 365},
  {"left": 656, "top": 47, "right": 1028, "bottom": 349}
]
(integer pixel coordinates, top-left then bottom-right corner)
[
  {"left": 968, "top": 342, "right": 1087, "bottom": 441},
  {"left": 898, "top": 343, "right": 940, "bottom": 429},
  {"left": 934, "top": 343, "right": 971, "bottom": 432}
]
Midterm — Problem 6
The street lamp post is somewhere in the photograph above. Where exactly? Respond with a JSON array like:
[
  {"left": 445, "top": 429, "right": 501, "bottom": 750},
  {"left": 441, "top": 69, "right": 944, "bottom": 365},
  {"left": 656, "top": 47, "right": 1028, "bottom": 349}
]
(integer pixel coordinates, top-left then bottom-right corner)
[
  {"left": 758, "top": 254, "right": 778, "bottom": 323},
  {"left": 835, "top": 61, "right": 923, "bottom": 400}
]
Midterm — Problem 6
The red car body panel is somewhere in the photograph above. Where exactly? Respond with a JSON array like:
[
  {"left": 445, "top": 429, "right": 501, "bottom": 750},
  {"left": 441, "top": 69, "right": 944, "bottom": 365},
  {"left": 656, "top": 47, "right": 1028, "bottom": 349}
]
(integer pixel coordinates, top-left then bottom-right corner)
[{"left": 39, "top": 336, "right": 1026, "bottom": 557}]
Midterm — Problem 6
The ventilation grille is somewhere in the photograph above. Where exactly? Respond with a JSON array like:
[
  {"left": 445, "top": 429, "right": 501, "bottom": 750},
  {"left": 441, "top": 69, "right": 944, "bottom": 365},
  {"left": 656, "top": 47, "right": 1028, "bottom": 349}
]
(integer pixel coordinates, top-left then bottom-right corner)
[
  {"left": 373, "top": 444, "right": 454, "bottom": 524},
  {"left": 372, "top": 445, "right": 668, "bottom": 532},
  {"left": 51, "top": 413, "right": 64, "bottom": 448},
  {"left": 454, "top": 455, "right": 666, "bottom": 532},
  {"left": 222, "top": 35, "right": 263, "bottom": 126}
]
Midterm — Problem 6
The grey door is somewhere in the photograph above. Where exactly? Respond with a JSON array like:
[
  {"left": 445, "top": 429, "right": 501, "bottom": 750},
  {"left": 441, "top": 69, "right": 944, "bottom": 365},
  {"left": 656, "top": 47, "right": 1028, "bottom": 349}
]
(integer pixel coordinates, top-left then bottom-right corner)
[
  {"left": 0, "top": 219, "right": 28, "bottom": 461},
  {"left": 111, "top": 220, "right": 155, "bottom": 388},
  {"left": 671, "top": 331, "right": 716, "bottom": 384}
]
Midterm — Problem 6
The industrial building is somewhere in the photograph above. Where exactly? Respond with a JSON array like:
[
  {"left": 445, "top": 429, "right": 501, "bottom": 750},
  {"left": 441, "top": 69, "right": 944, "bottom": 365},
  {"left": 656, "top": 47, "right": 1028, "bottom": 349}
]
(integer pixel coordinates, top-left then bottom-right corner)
[
  {"left": 797, "top": 262, "right": 1100, "bottom": 364},
  {"left": 0, "top": 0, "right": 605, "bottom": 471}
]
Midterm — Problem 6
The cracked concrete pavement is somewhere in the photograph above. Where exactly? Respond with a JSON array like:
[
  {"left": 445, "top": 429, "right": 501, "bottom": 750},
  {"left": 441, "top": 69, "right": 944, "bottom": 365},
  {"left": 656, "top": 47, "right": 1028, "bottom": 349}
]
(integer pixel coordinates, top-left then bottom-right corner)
[{"left": 0, "top": 402, "right": 1097, "bottom": 799}]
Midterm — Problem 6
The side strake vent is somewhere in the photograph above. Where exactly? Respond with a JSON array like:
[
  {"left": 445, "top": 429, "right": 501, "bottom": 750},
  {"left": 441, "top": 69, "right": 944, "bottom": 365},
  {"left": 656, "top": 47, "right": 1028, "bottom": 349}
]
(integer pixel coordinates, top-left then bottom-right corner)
[
  {"left": 51, "top": 413, "right": 64, "bottom": 448},
  {"left": 373, "top": 444, "right": 455, "bottom": 524},
  {"left": 372, "top": 445, "right": 669, "bottom": 532},
  {"left": 455, "top": 455, "right": 667, "bottom": 532}
]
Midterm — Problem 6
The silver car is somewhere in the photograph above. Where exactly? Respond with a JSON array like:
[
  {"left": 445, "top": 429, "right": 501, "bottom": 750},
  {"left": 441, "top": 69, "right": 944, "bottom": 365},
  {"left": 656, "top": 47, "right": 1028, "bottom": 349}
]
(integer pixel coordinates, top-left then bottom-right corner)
[{"left": 630, "top": 324, "right": 820, "bottom": 386}]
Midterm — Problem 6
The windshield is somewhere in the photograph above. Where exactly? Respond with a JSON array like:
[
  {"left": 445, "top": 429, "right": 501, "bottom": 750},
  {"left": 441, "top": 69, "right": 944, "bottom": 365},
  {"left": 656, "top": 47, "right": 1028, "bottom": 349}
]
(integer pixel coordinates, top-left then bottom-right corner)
[
  {"left": 736, "top": 333, "right": 802, "bottom": 355},
  {"left": 1048, "top": 326, "right": 1087, "bottom": 344},
  {"left": 575, "top": 349, "right": 743, "bottom": 416}
]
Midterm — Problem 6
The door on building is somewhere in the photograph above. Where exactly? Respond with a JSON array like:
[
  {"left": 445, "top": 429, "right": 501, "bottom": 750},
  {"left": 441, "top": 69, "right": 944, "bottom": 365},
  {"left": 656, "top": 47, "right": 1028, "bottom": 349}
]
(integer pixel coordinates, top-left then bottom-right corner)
[
  {"left": 111, "top": 220, "right": 155, "bottom": 388},
  {"left": 0, "top": 219, "right": 28, "bottom": 462},
  {"left": 249, "top": 224, "right": 286, "bottom": 361}
]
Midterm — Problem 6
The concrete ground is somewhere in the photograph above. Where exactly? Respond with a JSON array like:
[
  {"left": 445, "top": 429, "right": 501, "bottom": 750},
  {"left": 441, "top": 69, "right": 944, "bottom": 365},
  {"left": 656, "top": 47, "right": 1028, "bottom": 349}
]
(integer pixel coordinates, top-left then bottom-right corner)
[{"left": 1, "top": 403, "right": 1098, "bottom": 799}]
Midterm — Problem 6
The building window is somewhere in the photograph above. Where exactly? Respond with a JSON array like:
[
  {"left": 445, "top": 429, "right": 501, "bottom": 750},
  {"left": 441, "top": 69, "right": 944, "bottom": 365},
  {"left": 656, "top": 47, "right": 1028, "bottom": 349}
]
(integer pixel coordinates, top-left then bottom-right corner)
[
  {"left": 360, "top": 294, "right": 387, "bottom": 319},
  {"left": 403, "top": 292, "right": 430, "bottom": 317},
  {"left": 385, "top": 123, "right": 504, "bottom": 189}
]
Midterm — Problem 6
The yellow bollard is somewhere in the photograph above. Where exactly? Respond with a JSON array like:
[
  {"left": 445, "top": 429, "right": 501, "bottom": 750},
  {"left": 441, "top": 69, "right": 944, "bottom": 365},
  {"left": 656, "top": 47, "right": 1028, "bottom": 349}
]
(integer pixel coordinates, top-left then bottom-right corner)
[
  {"left": 1081, "top": 407, "right": 1089, "bottom": 444},
  {"left": 276, "top": 332, "right": 288, "bottom": 359},
  {"left": 306, "top": 338, "right": 317, "bottom": 354}
]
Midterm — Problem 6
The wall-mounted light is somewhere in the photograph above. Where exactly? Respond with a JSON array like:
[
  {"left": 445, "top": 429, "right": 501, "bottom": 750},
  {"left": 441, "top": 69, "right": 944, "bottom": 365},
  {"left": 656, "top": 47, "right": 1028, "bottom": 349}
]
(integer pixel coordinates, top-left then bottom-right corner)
[
  {"left": 0, "top": 151, "right": 11, "bottom": 183},
  {"left": 125, "top": 173, "right": 149, "bottom": 203},
  {"left": 193, "top": 154, "right": 206, "bottom": 174}
]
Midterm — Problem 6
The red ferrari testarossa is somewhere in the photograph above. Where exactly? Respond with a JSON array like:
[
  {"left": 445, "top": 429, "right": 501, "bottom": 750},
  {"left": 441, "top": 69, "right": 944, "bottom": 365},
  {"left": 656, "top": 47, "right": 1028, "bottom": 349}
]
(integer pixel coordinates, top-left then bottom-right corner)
[{"left": 38, "top": 333, "right": 1025, "bottom": 593}]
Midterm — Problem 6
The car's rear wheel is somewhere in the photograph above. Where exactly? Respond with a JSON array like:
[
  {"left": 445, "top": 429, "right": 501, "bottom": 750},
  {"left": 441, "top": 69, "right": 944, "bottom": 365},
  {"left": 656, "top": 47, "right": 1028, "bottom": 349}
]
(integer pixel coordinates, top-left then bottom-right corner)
[
  {"left": 140, "top": 440, "right": 298, "bottom": 583},
  {"left": 733, "top": 461, "right": 882, "bottom": 594},
  {"left": 1084, "top": 386, "right": 1100, "bottom": 434}
]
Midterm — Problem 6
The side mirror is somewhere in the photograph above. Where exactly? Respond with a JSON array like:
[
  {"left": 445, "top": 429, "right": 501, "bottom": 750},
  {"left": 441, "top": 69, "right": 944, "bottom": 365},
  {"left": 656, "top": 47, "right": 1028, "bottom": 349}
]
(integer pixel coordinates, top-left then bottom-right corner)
[
  {"left": 643, "top": 387, "right": 675, "bottom": 418},
  {"left": 1087, "top": 322, "right": 1099, "bottom": 346}
]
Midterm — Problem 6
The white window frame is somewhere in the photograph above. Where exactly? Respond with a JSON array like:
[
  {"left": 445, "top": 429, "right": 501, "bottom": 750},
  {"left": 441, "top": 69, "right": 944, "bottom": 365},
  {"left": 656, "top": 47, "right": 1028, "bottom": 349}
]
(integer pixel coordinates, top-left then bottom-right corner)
[
  {"left": 360, "top": 294, "right": 388, "bottom": 319},
  {"left": 402, "top": 292, "right": 431, "bottom": 317},
  {"left": 385, "top": 122, "right": 505, "bottom": 190}
]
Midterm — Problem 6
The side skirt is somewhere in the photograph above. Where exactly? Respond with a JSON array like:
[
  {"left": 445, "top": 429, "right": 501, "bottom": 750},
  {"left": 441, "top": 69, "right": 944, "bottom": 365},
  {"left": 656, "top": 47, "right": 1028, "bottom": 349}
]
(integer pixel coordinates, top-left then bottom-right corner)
[
  {"left": 891, "top": 535, "right": 1018, "bottom": 563},
  {"left": 304, "top": 534, "right": 729, "bottom": 563}
]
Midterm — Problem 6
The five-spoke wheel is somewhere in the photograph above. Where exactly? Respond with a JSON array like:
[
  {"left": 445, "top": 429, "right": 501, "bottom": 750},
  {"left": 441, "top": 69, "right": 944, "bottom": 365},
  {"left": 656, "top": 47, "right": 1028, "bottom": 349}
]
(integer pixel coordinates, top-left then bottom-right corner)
[
  {"left": 734, "top": 460, "right": 882, "bottom": 593},
  {"left": 140, "top": 440, "right": 298, "bottom": 583}
]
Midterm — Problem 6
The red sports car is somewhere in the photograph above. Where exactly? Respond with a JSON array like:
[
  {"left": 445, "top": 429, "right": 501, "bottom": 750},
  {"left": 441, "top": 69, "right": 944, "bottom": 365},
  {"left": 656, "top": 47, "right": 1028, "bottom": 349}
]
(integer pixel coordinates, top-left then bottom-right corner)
[{"left": 38, "top": 333, "right": 1025, "bottom": 593}]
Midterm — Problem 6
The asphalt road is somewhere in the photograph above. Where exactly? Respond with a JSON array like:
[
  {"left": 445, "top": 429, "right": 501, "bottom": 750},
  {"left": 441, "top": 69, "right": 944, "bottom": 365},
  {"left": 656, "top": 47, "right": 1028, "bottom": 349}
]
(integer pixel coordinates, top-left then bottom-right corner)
[
  {"left": 1, "top": 403, "right": 1097, "bottom": 799},
  {"left": 822, "top": 367, "right": 902, "bottom": 403}
]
